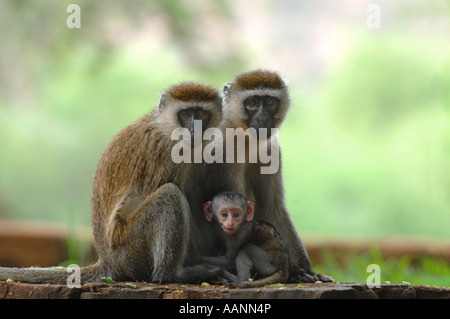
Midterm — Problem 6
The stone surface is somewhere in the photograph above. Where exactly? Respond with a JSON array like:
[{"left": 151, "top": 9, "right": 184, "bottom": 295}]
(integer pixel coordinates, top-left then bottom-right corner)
[{"left": 1, "top": 281, "right": 448, "bottom": 299}]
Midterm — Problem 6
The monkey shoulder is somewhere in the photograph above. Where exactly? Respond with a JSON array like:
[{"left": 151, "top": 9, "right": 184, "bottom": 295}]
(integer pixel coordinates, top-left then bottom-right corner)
[
  {"left": 94, "top": 111, "right": 183, "bottom": 194},
  {"left": 100, "top": 113, "right": 157, "bottom": 157}
]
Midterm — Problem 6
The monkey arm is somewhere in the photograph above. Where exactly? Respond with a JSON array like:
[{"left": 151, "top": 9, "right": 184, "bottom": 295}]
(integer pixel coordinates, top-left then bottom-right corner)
[{"left": 201, "top": 255, "right": 235, "bottom": 270}]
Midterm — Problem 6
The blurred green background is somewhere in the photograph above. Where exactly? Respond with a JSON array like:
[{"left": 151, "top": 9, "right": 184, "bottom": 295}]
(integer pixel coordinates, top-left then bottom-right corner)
[{"left": 0, "top": 1, "right": 449, "bottom": 285}]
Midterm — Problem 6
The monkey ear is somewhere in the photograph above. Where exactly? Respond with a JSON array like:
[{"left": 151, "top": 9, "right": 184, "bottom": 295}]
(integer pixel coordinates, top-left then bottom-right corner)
[
  {"left": 246, "top": 201, "right": 255, "bottom": 221},
  {"left": 158, "top": 92, "right": 168, "bottom": 109},
  {"left": 203, "top": 201, "right": 214, "bottom": 222},
  {"left": 223, "top": 82, "right": 232, "bottom": 97}
]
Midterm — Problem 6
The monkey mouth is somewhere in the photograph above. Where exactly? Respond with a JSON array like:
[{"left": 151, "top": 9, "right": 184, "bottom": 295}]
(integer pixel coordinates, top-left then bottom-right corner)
[{"left": 223, "top": 228, "right": 236, "bottom": 235}]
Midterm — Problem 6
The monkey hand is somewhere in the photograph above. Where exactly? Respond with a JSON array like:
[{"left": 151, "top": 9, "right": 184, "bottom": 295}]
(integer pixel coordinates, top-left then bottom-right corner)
[{"left": 204, "top": 265, "right": 236, "bottom": 285}]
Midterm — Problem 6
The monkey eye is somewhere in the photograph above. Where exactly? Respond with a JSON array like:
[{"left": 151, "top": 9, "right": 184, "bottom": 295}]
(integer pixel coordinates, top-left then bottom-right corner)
[
  {"left": 264, "top": 97, "right": 278, "bottom": 110},
  {"left": 245, "top": 98, "right": 259, "bottom": 111},
  {"left": 197, "top": 110, "right": 209, "bottom": 119},
  {"left": 220, "top": 212, "right": 228, "bottom": 218},
  {"left": 179, "top": 110, "right": 191, "bottom": 119},
  {"left": 232, "top": 212, "right": 241, "bottom": 218}
]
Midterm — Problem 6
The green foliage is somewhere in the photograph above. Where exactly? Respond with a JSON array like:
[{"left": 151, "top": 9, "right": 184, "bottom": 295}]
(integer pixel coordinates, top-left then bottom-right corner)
[
  {"left": 101, "top": 277, "right": 115, "bottom": 284},
  {"left": 312, "top": 248, "right": 450, "bottom": 287},
  {"left": 283, "top": 34, "right": 450, "bottom": 239},
  {"left": 264, "top": 283, "right": 285, "bottom": 288}
]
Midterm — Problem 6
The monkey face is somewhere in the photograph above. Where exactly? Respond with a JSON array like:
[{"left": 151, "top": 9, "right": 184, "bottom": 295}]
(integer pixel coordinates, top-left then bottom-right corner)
[
  {"left": 177, "top": 107, "right": 211, "bottom": 146},
  {"left": 244, "top": 96, "right": 280, "bottom": 139},
  {"left": 217, "top": 207, "right": 245, "bottom": 235},
  {"left": 156, "top": 82, "right": 222, "bottom": 144},
  {"left": 203, "top": 192, "right": 255, "bottom": 235},
  {"left": 222, "top": 70, "right": 290, "bottom": 140}
]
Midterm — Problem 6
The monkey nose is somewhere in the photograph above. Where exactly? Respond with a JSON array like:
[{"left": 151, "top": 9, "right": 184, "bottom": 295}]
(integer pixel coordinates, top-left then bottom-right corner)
[
  {"left": 224, "top": 221, "right": 234, "bottom": 229},
  {"left": 257, "top": 119, "right": 268, "bottom": 126}
]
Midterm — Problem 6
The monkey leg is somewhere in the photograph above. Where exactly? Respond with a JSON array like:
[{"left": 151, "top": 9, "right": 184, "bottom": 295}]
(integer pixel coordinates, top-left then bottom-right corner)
[
  {"left": 201, "top": 255, "right": 235, "bottom": 269},
  {"left": 235, "top": 244, "right": 278, "bottom": 281},
  {"left": 229, "top": 244, "right": 288, "bottom": 288},
  {"left": 234, "top": 245, "right": 256, "bottom": 281},
  {"left": 106, "top": 183, "right": 226, "bottom": 283}
]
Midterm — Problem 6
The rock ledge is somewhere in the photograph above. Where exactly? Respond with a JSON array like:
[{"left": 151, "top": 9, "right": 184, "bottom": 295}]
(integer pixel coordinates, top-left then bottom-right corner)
[{"left": 1, "top": 281, "right": 448, "bottom": 299}]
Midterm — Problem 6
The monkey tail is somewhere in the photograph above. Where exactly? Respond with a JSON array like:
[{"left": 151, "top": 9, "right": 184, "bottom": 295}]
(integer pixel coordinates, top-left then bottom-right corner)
[
  {"left": 0, "top": 262, "right": 105, "bottom": 285},
  {"left": 229, "top": 270, "right": 288, "bottom": 289}
]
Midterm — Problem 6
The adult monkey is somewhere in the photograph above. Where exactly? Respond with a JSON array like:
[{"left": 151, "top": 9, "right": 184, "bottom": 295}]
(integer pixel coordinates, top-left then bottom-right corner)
[
  {"left": 216, "top": 70, "right": 332, "bottom": 283},
  {"left": 0, "top": 82, "right": 227, "bottom": 284}
]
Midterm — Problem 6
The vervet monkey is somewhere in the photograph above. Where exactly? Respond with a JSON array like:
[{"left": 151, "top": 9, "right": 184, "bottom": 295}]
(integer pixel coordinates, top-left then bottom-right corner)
[
  {"left": 0, "top": 82, "right": 227, "bottom": 284},
  {"left": 202, "top": 192, "right": 289, "bottom": 288},
  {"left": 207, "top": 70, "right": 332, "bottom": 283}
]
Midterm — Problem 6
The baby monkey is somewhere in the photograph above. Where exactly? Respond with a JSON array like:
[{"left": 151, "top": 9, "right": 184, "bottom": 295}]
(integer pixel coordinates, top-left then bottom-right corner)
[{"left": 202, "top": 191, "right": 289, "bottom": 288}]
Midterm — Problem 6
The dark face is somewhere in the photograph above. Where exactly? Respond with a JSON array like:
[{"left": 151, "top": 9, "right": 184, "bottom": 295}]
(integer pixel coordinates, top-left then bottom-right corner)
[
  {"left": 244, "top": 95, "right": 280, "bottom": 139},
  {"left": 177, "top": 107, "right": 211, "bottom": 146}
]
